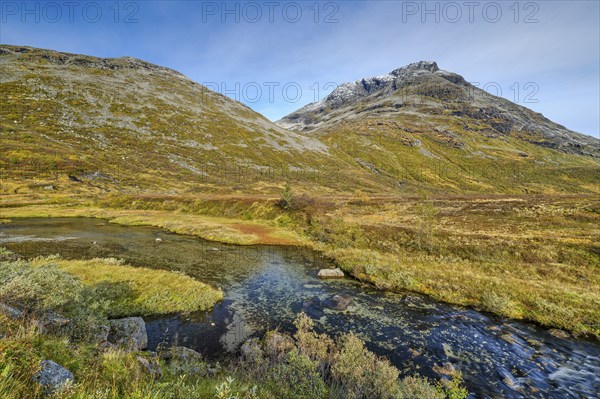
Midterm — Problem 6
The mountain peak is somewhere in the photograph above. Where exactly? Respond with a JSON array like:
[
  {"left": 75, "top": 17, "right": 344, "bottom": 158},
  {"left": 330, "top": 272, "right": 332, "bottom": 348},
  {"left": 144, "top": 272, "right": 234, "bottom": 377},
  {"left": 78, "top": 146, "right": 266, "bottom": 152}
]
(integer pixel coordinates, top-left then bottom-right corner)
[
  {"left": 277, "top": 62, "right": 599, "bottom": 158},
  {"left": 392, "top": 61, "right": 439, "bottom": 75},
  {"left": 284, "top": 61, "right": 454, "bottom": 115}
]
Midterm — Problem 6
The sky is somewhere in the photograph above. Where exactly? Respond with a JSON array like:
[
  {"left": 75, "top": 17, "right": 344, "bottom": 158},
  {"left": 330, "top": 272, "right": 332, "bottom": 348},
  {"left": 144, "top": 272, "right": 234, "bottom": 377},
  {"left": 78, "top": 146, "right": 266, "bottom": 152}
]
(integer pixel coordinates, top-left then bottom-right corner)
[{"left": 1, "top": 0, "right": 599, "bottom": 138}]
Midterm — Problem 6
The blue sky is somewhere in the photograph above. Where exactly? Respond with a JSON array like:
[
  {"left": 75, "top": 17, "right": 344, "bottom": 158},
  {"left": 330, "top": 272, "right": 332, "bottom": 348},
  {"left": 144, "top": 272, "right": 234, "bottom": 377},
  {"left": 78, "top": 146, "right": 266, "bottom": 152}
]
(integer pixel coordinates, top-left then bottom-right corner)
[{"left": 1, "top": 0, "right": 599, "bottom": 138}]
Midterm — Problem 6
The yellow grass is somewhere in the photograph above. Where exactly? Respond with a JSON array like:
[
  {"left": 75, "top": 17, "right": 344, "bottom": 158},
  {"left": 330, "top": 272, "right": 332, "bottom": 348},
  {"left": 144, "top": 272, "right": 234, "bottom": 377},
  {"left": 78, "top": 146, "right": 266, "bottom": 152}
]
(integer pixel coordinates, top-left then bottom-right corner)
[{"left": 29, "top": 257, "right": 223, "bottom": 316}]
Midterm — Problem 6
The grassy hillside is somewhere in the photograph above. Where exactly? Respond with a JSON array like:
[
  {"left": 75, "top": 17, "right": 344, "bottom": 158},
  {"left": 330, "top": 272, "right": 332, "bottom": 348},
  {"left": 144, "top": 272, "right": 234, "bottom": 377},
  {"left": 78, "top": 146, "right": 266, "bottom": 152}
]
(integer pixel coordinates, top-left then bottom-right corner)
[
  {"left": 0, "top": 45, "right": 375, "bottom": 194},
  {"left": 1, "top": 46, "right": 599, "bottom": 197}
]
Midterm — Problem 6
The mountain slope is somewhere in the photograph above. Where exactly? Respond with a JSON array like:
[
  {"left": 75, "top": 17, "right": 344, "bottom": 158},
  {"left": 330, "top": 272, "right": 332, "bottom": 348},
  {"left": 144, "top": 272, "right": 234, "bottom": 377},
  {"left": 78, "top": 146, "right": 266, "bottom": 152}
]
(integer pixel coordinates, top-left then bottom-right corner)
[
  {"left": 278, "top": 62, "right": 600, "bottom": 193},
  {"left": 1, "top": 47, "right": 598, "bottom": 196},
  {"left": 0, "top": 45, "right": 370, "bottom": 194}
]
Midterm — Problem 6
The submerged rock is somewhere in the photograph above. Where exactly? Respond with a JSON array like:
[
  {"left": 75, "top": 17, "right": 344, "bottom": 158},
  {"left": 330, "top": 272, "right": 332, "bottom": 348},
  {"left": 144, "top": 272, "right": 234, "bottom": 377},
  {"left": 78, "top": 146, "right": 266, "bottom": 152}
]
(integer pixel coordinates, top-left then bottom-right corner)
[
  {"left": 324, "top": 294, "right": 353, "bottom": 311},
  {"left": 34, "top": 360, "right": 74, "bottom": 395},
  {"left": 108, "top": 317, "right": 148, "bottom": 351},
  {"left": 317, "top": 268, "right": 345, "bottom": 279},
  {"left": 548, "top": 329, "right": 570, "bottom": 339},
  {"left": 302, "top": 296, "right": 324, "bottom": 318},
  {"left": 433, "top": 362, "right": 457, "bottom": 376},
  {"left": 498, "top": 367, "right": 523, "bottom": 391}
]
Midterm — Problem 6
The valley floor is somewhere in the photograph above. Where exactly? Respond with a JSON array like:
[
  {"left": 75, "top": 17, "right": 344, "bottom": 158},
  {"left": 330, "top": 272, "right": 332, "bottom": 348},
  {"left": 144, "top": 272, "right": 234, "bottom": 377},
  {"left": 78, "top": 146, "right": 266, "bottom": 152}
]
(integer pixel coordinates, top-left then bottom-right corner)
[{"left": 1, "top": 191, "right": 598, "bottom": 338}]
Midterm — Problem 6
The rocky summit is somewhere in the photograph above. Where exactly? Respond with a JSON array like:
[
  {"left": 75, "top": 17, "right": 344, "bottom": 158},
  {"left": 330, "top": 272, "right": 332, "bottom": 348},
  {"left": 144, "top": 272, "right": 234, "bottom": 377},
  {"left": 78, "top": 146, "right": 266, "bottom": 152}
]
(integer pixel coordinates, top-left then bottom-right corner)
[{"left": 277, "top": 61, "right": 599, "bottom": 158}]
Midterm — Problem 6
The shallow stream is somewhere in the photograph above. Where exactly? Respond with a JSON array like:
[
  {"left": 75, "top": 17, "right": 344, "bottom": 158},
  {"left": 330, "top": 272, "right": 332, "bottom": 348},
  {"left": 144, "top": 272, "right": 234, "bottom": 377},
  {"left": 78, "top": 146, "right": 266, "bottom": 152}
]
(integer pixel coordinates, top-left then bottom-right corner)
[{"left": 1, "top": 218, "right": 599, "bottom": 398}]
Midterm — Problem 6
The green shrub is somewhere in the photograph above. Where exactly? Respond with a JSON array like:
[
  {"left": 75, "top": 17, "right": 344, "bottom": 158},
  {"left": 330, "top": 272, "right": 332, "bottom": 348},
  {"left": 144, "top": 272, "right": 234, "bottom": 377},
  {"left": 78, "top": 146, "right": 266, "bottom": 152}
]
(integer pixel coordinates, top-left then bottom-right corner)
[
  {"left": 266, "top": 349, "right": 328, "bottom": 399},
  {"left": 0, "top": 260, "right": 84, "bottom": 315},
  {"left": 331, "top": 332, "right": 399, "bottom": 399},
  {"left": 278, "top": 182, "right": 294, "bottom": 210},
  {"left": 395, "top": 375, "right": 445, "bottom": 399},
  {"left": 293, "top": 313, "right": 333, "bottom": 371}
]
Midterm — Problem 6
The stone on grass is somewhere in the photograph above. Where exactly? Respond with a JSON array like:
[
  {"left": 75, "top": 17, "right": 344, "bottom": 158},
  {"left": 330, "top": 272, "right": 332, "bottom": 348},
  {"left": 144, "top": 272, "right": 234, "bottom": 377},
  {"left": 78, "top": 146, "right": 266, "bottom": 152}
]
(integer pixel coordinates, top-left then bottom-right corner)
[
  {"left": 33, "top": 360, "right": 74, "bottom": 395},
  {"left": 137, "top": 356, "right": 163, "bottom": 379},
  {"left": 36, "top": 313, "right": 71, "bottom": 335},
  {"left": 93, "top": 324, "right": 110, "bottom": 344},
  {"left": 107, "top": 317, "right": 147, "bottom": 351},
  {"left": 0, "top": 302, "right": 23, "bottom": 319}
]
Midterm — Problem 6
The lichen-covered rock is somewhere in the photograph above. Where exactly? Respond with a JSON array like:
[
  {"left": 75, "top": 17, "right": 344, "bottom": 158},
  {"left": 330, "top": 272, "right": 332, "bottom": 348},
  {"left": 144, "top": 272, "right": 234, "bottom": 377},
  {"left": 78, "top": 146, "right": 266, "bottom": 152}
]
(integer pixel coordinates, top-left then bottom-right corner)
[
  {"left": 317, "top": 268, "right": 345, "bottom": 279},
  {"left": 107, "top": 317, "right": 147, "bottom": 351},
  {"left": 92, "top": 324, "right": 110, "bottom": 344},
  {"left": 33, "top": 360, "right": 74, "bottom": 395},
  {"left": 0, "top": 302, "right": 23, "bottom": 319},
  {"left": 35, "top": 313, "right": 71, "bottom": 335}
]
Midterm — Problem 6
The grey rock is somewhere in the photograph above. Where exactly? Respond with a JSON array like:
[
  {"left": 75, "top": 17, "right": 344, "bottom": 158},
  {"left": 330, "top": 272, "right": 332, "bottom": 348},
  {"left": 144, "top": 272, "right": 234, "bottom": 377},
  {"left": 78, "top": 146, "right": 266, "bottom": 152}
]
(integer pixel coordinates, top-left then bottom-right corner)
[
  {"left": 108, "top": 317, "right": 147, "bottom": 351},
  {"left": 33, "top": 360, "right": 74, "bottom": 395},
  {"left": 317, "top": 268, "right": 345, "bottom": 279},
  {"left": 93, "top": 324, "right": 110, "bottom": 344},
  {"left": 35, "top": 313, "right": 71, "bottom": 335},
  {"left": 97, "top": 341, "right": 116, "bottom": 353},
  {"left": 159, "top": 345, "right": 203, "bottom": 363},
  {"left": 0, "top": 302, "right": 23, "bottom": 319}
]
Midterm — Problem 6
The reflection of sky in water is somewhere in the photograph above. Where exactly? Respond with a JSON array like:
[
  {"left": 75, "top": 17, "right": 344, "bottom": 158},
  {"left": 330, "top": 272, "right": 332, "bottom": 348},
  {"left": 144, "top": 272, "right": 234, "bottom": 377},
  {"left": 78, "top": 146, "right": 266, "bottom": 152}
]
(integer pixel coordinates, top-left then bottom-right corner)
[{"left": 2, "top": 218, "right": 600, "bottom": 399}]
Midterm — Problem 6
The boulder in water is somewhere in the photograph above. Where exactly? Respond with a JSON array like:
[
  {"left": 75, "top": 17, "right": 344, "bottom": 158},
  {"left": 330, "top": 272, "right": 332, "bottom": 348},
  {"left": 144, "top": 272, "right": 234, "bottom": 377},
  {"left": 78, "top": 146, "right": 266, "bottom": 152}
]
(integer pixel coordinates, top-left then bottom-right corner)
[
  {"left": 324, "top": 294, "right": 353, "bottom": 311},
  {"left": 317, "top": 268, "right": 344, "bottom": 279}
]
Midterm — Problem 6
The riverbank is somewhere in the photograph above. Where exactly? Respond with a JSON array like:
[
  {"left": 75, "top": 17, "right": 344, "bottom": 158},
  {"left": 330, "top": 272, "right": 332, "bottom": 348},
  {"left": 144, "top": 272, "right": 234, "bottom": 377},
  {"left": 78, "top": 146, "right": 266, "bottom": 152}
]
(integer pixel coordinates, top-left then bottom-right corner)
[
  {"left": 0, "top": 249, "right": 466, "bottom": 399},
  {"left": 1, "top": 193, "right": 599, "bottom": 338}
]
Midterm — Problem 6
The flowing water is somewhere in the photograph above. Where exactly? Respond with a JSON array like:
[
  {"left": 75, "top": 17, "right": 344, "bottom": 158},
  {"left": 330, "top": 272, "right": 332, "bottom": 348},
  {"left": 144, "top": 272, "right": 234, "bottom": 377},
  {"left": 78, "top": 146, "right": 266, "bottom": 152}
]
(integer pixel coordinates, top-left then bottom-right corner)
[{"left": 1, "top": 217, "right": 599, "bottom": 399}]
